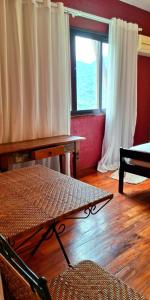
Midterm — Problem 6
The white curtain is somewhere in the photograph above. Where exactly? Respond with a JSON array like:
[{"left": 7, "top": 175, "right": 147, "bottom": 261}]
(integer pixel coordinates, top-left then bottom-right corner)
[
  {"left": 0, "top": 0, "right": 71, "bottom": 172},
  {"left": 97, "top": 18, "right": 138, "bottom": 172}
]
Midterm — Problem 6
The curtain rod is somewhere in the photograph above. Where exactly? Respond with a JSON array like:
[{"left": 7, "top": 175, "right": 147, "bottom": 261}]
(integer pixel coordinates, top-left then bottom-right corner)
[
  {"left": 64, "top": 7, "right": 111, "bottom": 25},
  {"left": 52, "top": 2, "right": 142, "bottom": 31},
  {"left": 51, "top": 2, "right": 110, "bottom": 25},
  {"left": 33, "top": 1, "right": 142, "bottom": 31}
]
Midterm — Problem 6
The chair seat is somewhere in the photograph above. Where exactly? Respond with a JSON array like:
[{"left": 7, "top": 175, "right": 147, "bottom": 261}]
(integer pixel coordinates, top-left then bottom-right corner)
[
  {"left": 0, "top": 256, "right": 147, "bottom": 300},
  {"left": 49, "top": 260, "right": 146, "bottom": 300}
]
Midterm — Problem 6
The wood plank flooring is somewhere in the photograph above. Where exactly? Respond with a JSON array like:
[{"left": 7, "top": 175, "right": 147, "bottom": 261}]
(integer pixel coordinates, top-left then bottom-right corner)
[{"left": 17, "top": 172, "right": 150, "bottom": 299}]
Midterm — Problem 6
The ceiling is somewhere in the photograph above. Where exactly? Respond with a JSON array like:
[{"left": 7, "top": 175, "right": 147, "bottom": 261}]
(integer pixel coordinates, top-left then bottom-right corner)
[{"left": 119, "top": 0, "right": 150, "bottom": 12}]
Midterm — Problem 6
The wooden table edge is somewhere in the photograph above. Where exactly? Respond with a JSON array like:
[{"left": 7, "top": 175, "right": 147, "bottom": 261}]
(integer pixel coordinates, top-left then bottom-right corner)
[{"left": 4, "top": 193, "right": 113, "bottom": 242}]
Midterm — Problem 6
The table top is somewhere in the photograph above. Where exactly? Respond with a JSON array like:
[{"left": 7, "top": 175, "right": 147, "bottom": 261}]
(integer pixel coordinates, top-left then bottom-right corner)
[
  {"left": 0, "top": 165, "right": 113, "bottom": 240},
  {"left": 0, "top": 135, "right": 85, "bottom": 155}
]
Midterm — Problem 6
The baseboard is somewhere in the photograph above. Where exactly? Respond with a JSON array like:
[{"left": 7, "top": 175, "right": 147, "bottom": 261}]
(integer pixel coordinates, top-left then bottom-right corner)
[{"left": 79, "top": 166, "right": 97, "bottom": 178}]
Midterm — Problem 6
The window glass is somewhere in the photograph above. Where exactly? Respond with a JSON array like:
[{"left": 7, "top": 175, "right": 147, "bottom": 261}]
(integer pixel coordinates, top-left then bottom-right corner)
[
  {"left": 71, "top": 29, "right": 108, "bottom": 114},
  {"left": 75, "top": 36, "right": 100, "bottom": 110}
]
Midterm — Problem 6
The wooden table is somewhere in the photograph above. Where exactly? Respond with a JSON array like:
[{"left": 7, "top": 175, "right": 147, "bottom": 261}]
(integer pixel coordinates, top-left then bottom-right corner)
[
  {"left": 0, "top": 165, "right": 113, "bottom": 240},
  {"left": 0, "top": 165, "right": 113, "bottom": 264},
  {"left": 0, "top": 135, "right": 85, "bottom": 178}
]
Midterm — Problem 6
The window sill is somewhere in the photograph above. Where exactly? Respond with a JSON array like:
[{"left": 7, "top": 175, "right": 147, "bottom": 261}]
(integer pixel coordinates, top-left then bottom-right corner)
[{"left": 71, "top": 111, "right": 105, "bottom": 118}]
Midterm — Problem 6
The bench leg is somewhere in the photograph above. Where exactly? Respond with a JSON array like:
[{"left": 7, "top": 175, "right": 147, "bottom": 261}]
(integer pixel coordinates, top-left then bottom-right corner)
[{"left": 119, "top": 167, "right": 124, "bottom": 193}]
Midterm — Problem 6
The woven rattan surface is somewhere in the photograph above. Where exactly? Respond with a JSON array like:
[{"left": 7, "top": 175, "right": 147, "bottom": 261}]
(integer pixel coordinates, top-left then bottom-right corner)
[
  {"left": 0, "top": 165, "right": 113, "bottom": 239},
  {"left": 0, "top": 255, "right": 38, "bottom": 300},
  {"left": 0, "top": 256, "right": 147, "bottom": 300},
  {"left": 49, "top": 260, "right": 147, "bottom": 300}
]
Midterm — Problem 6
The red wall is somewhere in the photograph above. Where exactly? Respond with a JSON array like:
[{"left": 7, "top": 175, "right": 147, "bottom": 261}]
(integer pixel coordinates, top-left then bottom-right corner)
[
  {"left": 135, "top": 56, "right": 150, "bottom": 144},
  {"left": 55, "top": 0, "right": 150, "bottom": 172},
  {"left": 71, "top": 114, "right": 105, "bottom": 169}
]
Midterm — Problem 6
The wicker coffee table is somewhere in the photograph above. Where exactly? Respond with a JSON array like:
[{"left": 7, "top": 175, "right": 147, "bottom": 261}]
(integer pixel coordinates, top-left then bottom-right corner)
[{"left": 0, "top": 165, "right": 113, "bottom": 264}]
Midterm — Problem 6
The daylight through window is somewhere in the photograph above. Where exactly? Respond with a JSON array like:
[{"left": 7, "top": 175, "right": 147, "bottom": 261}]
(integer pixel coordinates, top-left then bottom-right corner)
[{"left": 71, "top": 29, "right": 108, "bottom": 114}]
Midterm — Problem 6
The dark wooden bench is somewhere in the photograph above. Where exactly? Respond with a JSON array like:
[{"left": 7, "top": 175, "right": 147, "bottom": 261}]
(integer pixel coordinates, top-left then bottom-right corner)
[{"left": 119, "top": 143, "right": 150, "bottom": 193}]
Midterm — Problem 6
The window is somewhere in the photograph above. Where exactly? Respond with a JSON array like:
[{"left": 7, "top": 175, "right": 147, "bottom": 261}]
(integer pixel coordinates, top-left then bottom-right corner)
[{"left": 70, "top": 28, "right": 108, "bottom": 115}]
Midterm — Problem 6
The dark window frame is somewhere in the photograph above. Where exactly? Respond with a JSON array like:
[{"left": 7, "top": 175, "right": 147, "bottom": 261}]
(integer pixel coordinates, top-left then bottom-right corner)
[{"left": 70, "top": 27, "right": 108, "bottom": 116}]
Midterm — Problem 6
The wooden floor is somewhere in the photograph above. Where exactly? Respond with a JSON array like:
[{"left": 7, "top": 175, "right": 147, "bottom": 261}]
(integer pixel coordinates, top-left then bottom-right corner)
[{"left": 18, "top": 171, "right": 150, "bottom": 299}]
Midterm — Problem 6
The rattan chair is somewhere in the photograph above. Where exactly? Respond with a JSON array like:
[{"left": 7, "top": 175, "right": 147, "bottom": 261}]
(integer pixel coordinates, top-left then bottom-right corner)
[{"left": 0, "top": 235, "right": 147, "bottom": 300}]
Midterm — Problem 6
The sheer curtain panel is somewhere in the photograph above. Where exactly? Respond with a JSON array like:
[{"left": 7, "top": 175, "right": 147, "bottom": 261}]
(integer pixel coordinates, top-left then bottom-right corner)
[
  {"left": 97, "top": 18, "right": 138, "bottom": 172},
  {"left": 0, "top": 0, "right": 71, "bottom": 172},
  {"left": 0, "top": 0, "right": 71, "bottom": 142}
]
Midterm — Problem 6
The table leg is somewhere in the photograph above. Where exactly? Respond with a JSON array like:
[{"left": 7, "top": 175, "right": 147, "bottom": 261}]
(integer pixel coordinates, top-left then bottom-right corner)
[
  {"left": 53, "top": 223, "right": 71, "bottom": 266},
  {"left": 29, "top": 223, "right": 71, "bottom": 266},
  {"left": 59, "top": 154, "right": 66, "bottom": 174},
  {"left": 14, "top": 227, "right": 43, "bottom": 253},
  {"left": 72, "top": 141, "right": 80, "bottom": 179},
  {"left": 0, "top": 155, "right": 9, "bottom": 172},
  {"left": 31, "top": 226, "right": 53, "bottom": 256}
]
